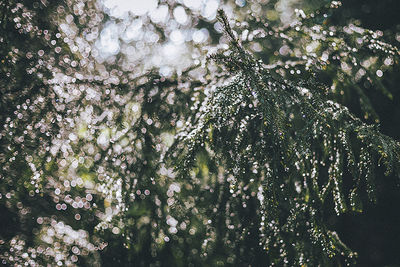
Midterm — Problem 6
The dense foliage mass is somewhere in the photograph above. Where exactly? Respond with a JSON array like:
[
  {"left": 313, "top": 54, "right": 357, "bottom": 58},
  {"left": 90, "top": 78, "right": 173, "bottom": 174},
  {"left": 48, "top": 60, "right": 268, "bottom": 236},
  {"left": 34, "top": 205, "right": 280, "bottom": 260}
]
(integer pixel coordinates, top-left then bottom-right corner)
[{"left": 1, "top": 0, "right": 400, "bottom": 266}]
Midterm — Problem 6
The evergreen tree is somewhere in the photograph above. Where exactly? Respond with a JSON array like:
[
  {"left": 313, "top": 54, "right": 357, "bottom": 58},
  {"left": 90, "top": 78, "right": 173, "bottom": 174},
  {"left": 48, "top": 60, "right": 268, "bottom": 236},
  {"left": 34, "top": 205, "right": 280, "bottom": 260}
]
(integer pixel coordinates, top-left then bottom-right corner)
[
  {"left": 171, "top": 7, "right": 400, "bottom": 265},
  {"left": 1, "top": 0, "right": 400, "bottom": 266}
]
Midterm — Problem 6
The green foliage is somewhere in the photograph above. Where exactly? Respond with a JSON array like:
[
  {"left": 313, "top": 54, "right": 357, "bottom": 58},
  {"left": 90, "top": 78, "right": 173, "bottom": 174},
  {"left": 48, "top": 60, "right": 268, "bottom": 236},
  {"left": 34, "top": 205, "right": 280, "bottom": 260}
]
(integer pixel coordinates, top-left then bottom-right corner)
[
  {"left": 1, "top": 0, "right": 400, "bottom": 266},
  {"left": 173, "top": 7, "right": 400, "bottom": 266}
]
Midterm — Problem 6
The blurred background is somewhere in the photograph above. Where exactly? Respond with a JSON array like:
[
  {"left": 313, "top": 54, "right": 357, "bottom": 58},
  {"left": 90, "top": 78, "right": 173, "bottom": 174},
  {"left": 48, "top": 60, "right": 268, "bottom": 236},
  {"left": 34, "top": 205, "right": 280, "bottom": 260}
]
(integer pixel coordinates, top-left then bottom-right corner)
[{"left": 1, "top": 0, "right": 400, "bottom": 266}]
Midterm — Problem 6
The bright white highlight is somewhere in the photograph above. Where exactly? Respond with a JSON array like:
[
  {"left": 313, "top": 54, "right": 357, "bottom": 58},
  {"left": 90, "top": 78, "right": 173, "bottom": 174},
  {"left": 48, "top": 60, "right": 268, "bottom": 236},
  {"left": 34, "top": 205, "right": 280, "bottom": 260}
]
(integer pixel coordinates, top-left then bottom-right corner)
[
  {"left": 103, "top": 0, "right": 158, "bottom": 17},
  {"left": 96, "top": 22, "right": 120, "bottom": 55},
  {"left": 170, "top": 30, "right": 185, "bottom": 45},
  {"left": 192, "top": 28, "right": 209, "bottom": 43},
  {"left": 150, "top": 5, "right": 169, "bottom": 24},
  {"left": 202, "top": 0, "right": 219, "bottom": 20},
  {"left": 173, "top": 6, "right": 188, "bottom": 25}
]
